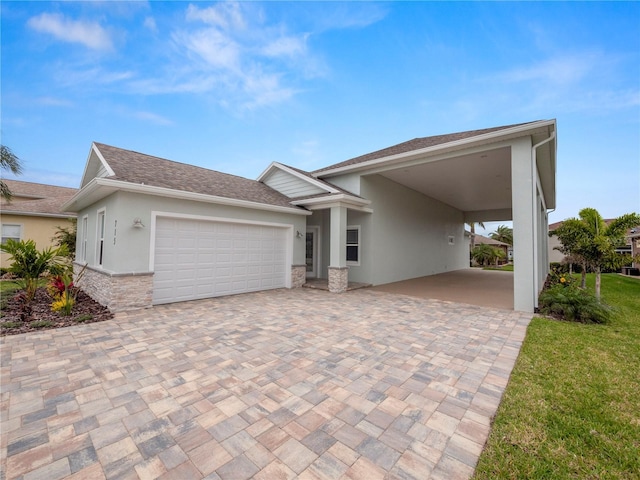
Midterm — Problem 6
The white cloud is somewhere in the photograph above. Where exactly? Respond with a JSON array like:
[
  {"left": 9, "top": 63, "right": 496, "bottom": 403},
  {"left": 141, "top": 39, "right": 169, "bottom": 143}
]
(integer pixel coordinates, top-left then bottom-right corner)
[
  {"left": 35, "top": 96, "right": 74, "bottom": 108},
  {"left": 261, "top": 35, "right": 308, "bottom": 58},
  {"left": 143, "top": 16, "right": 157, "bottom": 32},
  {"left": 174, "top": 28, "right": 240, "bottom": 71},
  {"left": 132, "top": 111, "right": 174, "bottom": 126},
  {"left": 27, "top": 12, "right": 113, "bottom": 51},
  {"left": 186, "top": 2, "right": 246, "bottom": 31},
  {"left": 51, "top": 64, "right": 134, "bottom": 88},
  {"left": 498, "top": 53, "right": 599, "bottom": 86}
]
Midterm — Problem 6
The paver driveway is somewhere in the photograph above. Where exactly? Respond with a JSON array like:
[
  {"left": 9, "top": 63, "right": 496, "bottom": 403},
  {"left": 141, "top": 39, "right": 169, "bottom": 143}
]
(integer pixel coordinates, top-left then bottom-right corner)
[{"left": 1, "top": 288, "right": 532, "bottom": 480}]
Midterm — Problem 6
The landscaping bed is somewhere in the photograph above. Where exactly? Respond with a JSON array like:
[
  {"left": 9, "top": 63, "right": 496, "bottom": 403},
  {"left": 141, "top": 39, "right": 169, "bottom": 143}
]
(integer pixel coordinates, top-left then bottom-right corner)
[{"left": 1, "top": 285, "right": 113, "bottom": 336}]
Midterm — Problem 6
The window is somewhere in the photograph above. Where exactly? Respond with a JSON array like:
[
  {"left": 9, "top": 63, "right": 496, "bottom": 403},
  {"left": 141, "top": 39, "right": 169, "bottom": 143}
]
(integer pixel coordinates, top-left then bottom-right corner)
[
  {"left": 96, "top": 210, "right": 106, "bottom": 266},
  {"left": 80, "top": 215, "right": 88, "bottom": 262},
  {"left": 346, "top": 226, "right": 360, "bottom": 265},
  {"left": 1, "top": 224, "right": 21, "bottom": 244}
]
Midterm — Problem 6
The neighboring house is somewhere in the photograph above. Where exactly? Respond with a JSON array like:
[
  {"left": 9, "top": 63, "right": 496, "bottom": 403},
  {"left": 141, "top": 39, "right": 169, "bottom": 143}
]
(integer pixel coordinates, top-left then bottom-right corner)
[
  {"left": 1, "top": 180, "right": 77, "bottom": 269},
  {"left": 472, "top": 234, "right": 512, "bottom": 264},
  {"left": 63, "top": 119, "right": 557, "bottom": 312},
  {"left": 631, "top": 231, "right": 640, "bottom": 269},
  {"left": 547, "top": 220, "right": 566, "bottom": 264}
]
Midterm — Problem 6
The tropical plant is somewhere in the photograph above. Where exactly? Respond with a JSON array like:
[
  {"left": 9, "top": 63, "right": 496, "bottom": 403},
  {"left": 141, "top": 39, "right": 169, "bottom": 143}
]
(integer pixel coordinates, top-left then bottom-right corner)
[
  {"left": 538, "top": 283, "right": 612, "bottom": 324},
  {"left": 471, "top": 244, "right": 505, "bottom": 266},
  {"left": 0, "top": 239, "right": 69, "bottom": 300},
  {"left": 1, "top": 145, "right": 23, "bottom": 201},
  {"left": 52, "top": 219, "right": 77, "bottom": 260},
  {"left": 490, "top": 225, "right": 513, "bottom": 246},
  {"left": 552, "top": 208, "right": 640, "bottom": 299},
  {"left": 48, "top": 274, "right": 75, "bottom": 316}
]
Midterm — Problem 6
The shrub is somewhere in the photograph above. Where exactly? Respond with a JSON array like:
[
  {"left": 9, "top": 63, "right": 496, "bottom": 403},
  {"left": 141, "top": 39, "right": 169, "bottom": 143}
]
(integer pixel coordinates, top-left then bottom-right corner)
[
  {"left": 73, "top": 314, "right": 93, "bottom": 323},
  {"left": 1, "top": 321, "right": 19, "bottom": 329},
  {"left": 30, "top": 320, "right": 54, "bottom": 329},
  {"left": 538, "top": 284, "right": 612, "bottom": 324},
  {"left": 51, "top": 295, "right": 75, "bottom": 315}
]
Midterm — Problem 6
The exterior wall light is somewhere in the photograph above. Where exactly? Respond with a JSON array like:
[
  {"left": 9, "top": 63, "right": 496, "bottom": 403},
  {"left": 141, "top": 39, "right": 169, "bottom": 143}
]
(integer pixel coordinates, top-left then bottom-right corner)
[{"left": 133, "top": 218, "right": 145, "bottom": 228}]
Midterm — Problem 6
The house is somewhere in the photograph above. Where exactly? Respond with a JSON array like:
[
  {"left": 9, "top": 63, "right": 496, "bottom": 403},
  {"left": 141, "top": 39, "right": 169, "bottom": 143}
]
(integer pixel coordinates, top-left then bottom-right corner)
[
  {"left": 631, "top": 231, "right": 640, "bottom": 269},
  {"left": 1, "top": 180, "right": 77, "bottom": 269},
  {"left": 472, "top": 234, "right": 512, "bottom": 264},
  {"left": 62, "top": 119, "right": 557, "bottom": 313}
]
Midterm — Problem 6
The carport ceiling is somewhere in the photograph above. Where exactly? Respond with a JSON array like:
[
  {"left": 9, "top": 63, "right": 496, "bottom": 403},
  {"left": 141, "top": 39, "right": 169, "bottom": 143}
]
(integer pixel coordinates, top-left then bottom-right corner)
[{"left": 378, "top": 146, "right": 512, "bottom": 213}]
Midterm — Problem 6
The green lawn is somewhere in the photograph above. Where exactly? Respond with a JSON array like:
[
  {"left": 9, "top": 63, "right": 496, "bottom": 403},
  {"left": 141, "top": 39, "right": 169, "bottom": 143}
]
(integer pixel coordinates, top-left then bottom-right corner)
[
  {"left": 473, "top": 274, "right": 640, "bottom": 479},
  {"left": 0, "top": 280, "right": 21, "bottom": 296}
]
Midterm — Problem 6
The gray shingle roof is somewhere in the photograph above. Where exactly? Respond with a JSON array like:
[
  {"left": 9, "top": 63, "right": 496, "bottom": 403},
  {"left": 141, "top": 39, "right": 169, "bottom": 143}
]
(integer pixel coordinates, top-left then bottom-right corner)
[
  {"left": 94, "top": 143, "right": 300, "bottom": 210},
  {"left": 0, "top": 180, "right": 77, "bottom": 216},
  {"left": 314, "top": 121, "right": 540, "bottom": 174}
]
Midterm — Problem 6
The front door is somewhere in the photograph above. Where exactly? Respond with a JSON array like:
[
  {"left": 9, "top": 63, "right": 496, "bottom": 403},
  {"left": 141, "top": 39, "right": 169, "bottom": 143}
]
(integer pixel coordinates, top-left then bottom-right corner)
[{"left": 306, "top": 227, "right": 319, "bottom": 278}]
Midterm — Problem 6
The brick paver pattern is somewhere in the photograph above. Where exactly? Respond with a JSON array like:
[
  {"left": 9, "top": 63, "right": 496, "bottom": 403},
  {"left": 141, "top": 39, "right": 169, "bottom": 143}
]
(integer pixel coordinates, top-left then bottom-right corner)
[{"left": 1, "top": 288, "right": 531, "bottom": 480}]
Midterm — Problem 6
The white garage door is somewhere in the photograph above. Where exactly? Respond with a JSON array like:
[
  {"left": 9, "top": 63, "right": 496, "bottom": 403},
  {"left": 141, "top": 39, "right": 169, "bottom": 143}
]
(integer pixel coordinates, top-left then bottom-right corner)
[{"left": 153, "top": 217, "right": 288, "bottom": 305}]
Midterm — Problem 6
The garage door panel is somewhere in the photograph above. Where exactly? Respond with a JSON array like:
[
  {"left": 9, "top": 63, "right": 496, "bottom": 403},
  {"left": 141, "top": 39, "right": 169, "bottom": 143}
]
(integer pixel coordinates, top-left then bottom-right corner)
[{"left": 152, "top": 217, "right": 288, "bottom": 304}]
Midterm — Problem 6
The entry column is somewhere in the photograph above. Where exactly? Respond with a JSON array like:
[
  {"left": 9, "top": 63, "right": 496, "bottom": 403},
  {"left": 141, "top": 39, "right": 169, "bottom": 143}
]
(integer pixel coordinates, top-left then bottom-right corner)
[{"left": 328, "top": 205, "right": 348, "bottom": 293}]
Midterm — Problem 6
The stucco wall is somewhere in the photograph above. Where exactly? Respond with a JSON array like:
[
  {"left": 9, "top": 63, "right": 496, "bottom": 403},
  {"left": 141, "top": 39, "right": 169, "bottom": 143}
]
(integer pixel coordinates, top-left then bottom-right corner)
[
  {"left": 76, "top": 191, "right": 307, "bottom": 275},
  {"left": 1, "top": 214, "right": 75, "bottom": 269},
  {"left": 359, "top": 174, "right": 467, "bottom": 285}
]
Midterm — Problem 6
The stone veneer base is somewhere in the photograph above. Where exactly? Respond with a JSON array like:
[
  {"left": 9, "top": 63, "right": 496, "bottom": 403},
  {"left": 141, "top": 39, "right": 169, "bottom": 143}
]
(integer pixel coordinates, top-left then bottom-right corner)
[
  {"left": 291, "top": 265, "right": 307, "bottom": 288},
  {"left": 328, "top": 266, "right": 349, "bottom": 293},
  {"left": 74, "top": 263, "right": 153, "bottom": 312}
]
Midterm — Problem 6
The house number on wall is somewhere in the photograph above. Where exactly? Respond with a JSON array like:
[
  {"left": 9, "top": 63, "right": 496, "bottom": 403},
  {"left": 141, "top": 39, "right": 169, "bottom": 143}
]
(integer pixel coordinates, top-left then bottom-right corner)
[{"left": 114, "top": 220, "right": 117, "bottom": 245}]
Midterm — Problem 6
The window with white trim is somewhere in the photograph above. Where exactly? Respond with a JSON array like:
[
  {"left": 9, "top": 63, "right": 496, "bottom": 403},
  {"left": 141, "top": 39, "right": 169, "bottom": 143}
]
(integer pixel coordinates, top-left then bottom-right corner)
[
  {"left": 96, "top": 209, "right": 106, "bottom": 266},
  {"left": 1, "top": 224, "right": 21, "bottom": 244},
  {"left": 80, "top": 215, "right": 88, "bottom": 262},
  {"left": 346, "top": 226, "right": 360, "bottom": 266}
]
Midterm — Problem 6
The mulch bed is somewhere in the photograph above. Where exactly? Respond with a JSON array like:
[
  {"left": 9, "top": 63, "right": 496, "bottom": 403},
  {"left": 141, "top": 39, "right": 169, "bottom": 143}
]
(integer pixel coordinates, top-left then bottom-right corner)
[{"left": 1, "top": 287, "right": 113, "bottom": 336}]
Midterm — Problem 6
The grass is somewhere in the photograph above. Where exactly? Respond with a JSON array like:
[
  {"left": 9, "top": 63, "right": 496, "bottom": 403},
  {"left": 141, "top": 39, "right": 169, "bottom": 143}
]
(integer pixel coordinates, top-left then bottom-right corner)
[
  {"left": 473, "top": 273, "right": 640, "bottom": 479},
  {"left": 0, "top": 280, "right": 22, "bottom": 295},
  {"left": 483, "top": 264, "right": 514, "bottom": 271}
]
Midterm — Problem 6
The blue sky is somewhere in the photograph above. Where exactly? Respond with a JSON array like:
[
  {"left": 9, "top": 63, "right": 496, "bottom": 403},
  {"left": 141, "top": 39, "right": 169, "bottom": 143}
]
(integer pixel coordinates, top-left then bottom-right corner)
[{"left": 1, "top": 1, "right": 638, "bottom": 233}]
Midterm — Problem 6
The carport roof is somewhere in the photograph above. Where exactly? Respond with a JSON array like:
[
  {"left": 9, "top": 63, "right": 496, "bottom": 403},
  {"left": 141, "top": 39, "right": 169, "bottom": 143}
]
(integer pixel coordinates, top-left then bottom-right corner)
[{"left": 314, "top": 120, "right": 545, "bottom": 175}]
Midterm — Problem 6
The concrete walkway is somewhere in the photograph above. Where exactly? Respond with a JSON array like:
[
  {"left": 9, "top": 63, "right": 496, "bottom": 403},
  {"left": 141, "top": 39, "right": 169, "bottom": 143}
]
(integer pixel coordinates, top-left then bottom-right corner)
[
  {"left": 1, "top": 288, "right": 531, "bottom": 480},
  {"left": 371, "top": 269, "right": 515, "bottom": 310}
]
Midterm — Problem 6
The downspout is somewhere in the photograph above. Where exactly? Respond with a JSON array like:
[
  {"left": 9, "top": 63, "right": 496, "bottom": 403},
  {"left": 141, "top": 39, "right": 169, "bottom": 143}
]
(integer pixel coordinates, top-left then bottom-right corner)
[{"left": 531, "top": 130, "right": 556, "bottom": 306}]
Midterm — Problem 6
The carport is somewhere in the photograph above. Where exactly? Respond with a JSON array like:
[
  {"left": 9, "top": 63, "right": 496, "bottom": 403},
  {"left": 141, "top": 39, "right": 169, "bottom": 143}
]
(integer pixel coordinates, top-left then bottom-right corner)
[
  {"left": 371, "top": 269, "right": 515, "bottom": 310},
  {"left": 314, "top": 120, "right": 557, "bottom": 312}
]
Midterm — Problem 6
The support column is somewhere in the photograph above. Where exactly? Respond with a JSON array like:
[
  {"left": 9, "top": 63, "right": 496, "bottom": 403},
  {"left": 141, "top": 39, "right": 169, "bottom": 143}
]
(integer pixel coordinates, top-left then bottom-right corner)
[
  {"left": 328, "top": 206, "right": 348, "bottom": 293},
  {"left": 511, "top": 136, "right": 536, "bottom": 312}
]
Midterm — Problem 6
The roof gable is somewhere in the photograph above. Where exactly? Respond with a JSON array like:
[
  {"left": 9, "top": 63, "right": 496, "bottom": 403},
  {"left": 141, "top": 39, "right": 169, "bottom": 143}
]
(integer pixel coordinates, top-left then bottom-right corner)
[
  {"left": 257, "top": 162, "right": 338, "bottom": 198},
  {"left": 80, "top": 144, "right": 115, "bottom": 188}
]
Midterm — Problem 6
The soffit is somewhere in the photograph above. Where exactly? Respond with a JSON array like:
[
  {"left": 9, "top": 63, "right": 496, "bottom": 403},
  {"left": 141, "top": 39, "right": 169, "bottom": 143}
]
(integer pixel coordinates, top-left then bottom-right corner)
[{"left": 377, "top": 147, "right": 513, "bottom": 213}]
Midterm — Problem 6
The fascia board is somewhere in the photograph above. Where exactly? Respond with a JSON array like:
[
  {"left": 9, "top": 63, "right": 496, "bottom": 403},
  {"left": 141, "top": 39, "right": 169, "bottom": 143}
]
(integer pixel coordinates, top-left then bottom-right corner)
[
  {"left": 0, "top": 211, "right": 76, "bottom": 219},
  {"left": 290, "top": 194, "right": 372, "bottom": 210},
  {"left": 317, "top": 119, "right": 556, "bottom": 178},
  {"left": 64, "top": 178, "right": 311, "bottom": 216},
  {"left": 256, "top": 161, "right": 279, "bottom": 182},
  {"left": 93, "top": 144, "right": 116, "bottom": 177},
  {"left": 258, "top": 162, "right": 338, "bottom": 194}
]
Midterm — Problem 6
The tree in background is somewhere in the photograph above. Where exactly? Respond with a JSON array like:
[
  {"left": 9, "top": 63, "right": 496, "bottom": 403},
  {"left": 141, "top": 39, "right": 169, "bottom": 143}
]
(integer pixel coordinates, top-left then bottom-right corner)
[
  {"left": 490, "top": 225, "right": 513, "bottom": 246},
  {"left": 552, "top": 208, "right": 640, "bottom": 299},
  {"left": 1, "top": 145, "right": 23, "bottom": 201},
  {"left": 471, "top": 243, "right": 505, "bottom": 267},
  {"left": 52, "top": 219, "right": 77, "bottom": 260},
  {"left": 466, "top": 221, "right": 485, "bottom": 250}
]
